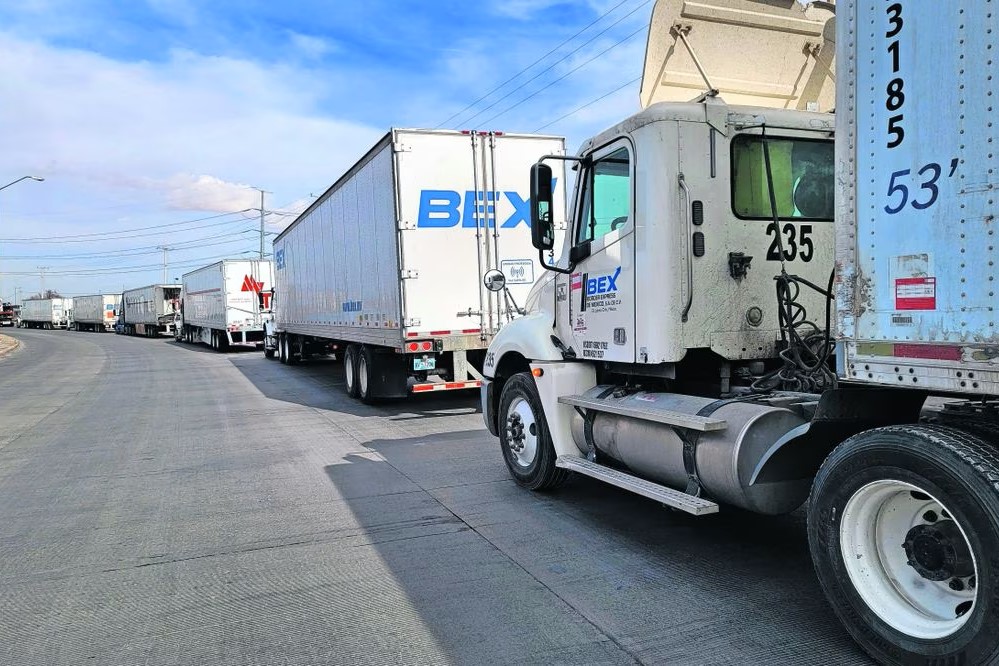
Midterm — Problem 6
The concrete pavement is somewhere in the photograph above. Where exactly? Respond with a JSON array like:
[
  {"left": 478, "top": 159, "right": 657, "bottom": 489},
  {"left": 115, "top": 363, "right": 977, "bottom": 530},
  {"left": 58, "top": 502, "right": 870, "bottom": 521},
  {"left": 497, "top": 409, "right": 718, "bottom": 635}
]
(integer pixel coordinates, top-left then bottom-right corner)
[{"left": 0, "top": 328, "right": 872, "bottom": 665}]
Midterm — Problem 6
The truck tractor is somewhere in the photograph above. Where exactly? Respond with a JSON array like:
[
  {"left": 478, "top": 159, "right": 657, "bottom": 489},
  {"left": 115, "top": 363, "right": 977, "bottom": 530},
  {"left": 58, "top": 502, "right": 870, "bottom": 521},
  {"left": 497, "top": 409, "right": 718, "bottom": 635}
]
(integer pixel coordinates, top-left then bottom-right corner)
[{"left": 481, "top": 1, "right": 999, "bottom": 663}]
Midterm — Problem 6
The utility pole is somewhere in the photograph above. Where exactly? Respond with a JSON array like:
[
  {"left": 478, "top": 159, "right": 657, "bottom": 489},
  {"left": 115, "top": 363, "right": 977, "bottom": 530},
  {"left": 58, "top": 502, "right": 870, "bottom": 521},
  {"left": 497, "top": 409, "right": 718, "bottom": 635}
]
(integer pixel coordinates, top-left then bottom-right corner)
[
  {"left": 157, "top": 246, "right": 170, "bottom": 284},
  {"left": 37, "top": 266, "right": 49, "bottom": 297},
  {"left": 251, "top": 187, "right": 269, "bottom": 259}
]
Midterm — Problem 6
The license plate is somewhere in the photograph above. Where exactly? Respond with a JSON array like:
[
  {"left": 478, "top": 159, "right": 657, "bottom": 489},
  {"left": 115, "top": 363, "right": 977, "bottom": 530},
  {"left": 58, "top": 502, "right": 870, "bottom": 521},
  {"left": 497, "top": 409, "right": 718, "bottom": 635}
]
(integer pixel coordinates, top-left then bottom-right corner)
[{"left": 413, "top": 356, "right": 436, "bottom": 371}]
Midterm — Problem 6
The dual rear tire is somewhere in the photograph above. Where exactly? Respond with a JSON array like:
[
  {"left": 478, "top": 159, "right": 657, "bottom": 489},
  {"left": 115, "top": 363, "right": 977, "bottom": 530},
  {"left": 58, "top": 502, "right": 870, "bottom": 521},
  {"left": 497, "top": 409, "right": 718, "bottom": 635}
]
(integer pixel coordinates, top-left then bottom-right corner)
[
  {"left": 343, "top": 344, "right": 376, "bottom": 404},
  {"left": 808, "top": 425, "right": 999, "bottom": 665}
]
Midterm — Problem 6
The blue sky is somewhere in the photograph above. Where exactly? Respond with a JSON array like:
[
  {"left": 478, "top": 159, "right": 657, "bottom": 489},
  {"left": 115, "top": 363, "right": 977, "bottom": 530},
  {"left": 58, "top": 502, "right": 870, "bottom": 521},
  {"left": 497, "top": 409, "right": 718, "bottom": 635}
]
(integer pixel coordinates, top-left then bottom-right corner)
[{"left": 0, "top": 0, "right": 652, "bottom": 300}]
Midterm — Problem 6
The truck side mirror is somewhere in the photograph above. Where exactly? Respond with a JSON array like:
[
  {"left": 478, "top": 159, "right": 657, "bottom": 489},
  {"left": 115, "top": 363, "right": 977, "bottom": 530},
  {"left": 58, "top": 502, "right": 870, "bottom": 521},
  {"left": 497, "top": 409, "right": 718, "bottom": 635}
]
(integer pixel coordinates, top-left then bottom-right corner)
[{"left": 530, "top": 162, "right": 555, "bottom": 251}]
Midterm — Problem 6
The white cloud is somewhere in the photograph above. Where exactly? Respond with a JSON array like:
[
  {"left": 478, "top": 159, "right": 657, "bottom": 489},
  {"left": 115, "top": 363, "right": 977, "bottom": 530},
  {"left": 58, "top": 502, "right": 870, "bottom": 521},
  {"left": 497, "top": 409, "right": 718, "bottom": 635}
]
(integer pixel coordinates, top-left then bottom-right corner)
[{"left": 288, "top": 32, "right": 336, "bottom": 60}]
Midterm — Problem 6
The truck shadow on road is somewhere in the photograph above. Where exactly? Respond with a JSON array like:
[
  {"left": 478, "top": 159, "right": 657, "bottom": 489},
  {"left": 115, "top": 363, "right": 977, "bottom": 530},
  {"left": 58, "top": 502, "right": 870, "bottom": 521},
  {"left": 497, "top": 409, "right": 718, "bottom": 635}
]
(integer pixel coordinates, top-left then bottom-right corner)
[
  {"left": 317, "top": 430, "right": 872, "bottom": 665},
  {"left": 227, "top": 353, "right": 482, "bottom": 420}
]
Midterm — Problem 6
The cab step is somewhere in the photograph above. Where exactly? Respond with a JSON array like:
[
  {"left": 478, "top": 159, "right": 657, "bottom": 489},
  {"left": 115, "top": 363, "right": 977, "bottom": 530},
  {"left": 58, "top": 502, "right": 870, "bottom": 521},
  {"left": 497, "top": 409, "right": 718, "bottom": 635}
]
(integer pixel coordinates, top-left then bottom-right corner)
[
  {"left": 555, "top": 456, "right": 720, "bottom": 516},
  {"left": 558, "top": 394, "right": 727, "bottom": 432}
]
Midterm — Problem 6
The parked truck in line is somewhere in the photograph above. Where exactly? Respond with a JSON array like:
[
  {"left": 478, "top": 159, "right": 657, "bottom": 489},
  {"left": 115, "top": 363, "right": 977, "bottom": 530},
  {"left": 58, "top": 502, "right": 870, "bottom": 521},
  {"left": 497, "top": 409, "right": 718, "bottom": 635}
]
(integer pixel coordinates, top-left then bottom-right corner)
[
  {"left": 265, "top": 128, "right": 566, "bottom": 402},
  {"left": 19, "top": 298, "right": 71, "bottom": 329},
  {"left": 481, "top": 1, "right": 999, "bottom": 663},
  {"left": 71, "top": 294, "right": 120, "bottom": 332},
  {"left": 178, "top": 259, "right": 273, "bottom": 351},
  {"left": 118, "top": 284, "right": 180, "bottom": 337},
  {"left": 0, "top": 302, "right": 17, "bottom": 327}
]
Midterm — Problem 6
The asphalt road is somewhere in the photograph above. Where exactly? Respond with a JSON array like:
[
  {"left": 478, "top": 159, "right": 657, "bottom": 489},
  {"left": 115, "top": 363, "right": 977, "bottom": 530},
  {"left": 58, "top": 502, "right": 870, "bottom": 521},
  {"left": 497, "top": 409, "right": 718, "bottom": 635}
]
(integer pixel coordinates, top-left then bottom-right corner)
[{"left": 0, "top": 328, "right": 873, "bottom": 665}]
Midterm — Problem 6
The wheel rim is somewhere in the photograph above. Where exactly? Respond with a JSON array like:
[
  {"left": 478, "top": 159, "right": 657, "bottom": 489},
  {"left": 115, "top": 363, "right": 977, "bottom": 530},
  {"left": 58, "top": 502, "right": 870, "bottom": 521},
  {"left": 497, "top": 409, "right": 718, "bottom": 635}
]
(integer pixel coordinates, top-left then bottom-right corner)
[
  {"left": 504, "top": 396, "right": 539, "bottom": 468},
  {"left": 358, "top": 355, "right": 368, "bottom": 396},
  {"left": 840, "top": 479, "right": 978, "bottom": 639},
  {"left": 345, "top": 352, "right": 355, "bottom": 392}
]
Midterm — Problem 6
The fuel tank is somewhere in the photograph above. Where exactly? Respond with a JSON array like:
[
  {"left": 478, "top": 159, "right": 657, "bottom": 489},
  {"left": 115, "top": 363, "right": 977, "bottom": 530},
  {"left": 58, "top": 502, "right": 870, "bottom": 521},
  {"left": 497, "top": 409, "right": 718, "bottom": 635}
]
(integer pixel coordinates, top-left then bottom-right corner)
[{"left": 569, "top": 389, "right": 810, "bottom": 514}]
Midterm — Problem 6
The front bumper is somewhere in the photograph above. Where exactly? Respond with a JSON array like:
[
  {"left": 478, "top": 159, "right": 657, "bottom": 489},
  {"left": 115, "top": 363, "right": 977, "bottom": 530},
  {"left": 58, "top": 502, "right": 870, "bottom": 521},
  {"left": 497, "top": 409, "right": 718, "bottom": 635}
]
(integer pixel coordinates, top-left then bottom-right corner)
[{"left": 480, "top": 378, "right": 497, "bottom": 436}]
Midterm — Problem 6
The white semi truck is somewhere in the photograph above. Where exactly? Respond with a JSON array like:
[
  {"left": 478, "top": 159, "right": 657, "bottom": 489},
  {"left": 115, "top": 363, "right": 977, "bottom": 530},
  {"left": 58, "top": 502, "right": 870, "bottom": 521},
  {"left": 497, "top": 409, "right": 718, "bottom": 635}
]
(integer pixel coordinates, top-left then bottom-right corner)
[
  {"left": 19, "top": 298, "right": 71, "bottom": 329},
  {"left": 179, "top": 259, "right": 274, "bottom": 351},
  {"left": 119, "top": 284, "right": 180, "bottom": 337},
  {"left": 481, "top": 1, "right": 999, "bottom": 663},
  {"left": 266, "top": 128, "right": 566, "bottom": 402},
  {"left": 71, "top": 294, "right": 119, "bottom": 332}
]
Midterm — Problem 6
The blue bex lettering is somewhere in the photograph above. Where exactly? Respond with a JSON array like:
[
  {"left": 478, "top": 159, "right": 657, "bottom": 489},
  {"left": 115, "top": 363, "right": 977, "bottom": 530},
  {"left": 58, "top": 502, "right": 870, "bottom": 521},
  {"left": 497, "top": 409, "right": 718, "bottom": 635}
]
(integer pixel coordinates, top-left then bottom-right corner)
[
  {"left": 586, "top": 267, "right": 621, "bottom": 296},
  {"left": 416, "top": 183, "right": 556, "bottom": 228},
  {"left": 342, "top": 300, "right": 362, "bottom": 313}
]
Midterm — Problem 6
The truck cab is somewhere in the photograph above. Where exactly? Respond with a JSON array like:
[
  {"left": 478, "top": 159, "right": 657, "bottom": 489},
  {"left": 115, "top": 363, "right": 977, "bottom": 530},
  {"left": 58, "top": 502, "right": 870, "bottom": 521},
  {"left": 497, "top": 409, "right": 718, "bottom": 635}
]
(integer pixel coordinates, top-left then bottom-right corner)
[{"left": 480, "top": 2, "right": 999, "bottom": 663}]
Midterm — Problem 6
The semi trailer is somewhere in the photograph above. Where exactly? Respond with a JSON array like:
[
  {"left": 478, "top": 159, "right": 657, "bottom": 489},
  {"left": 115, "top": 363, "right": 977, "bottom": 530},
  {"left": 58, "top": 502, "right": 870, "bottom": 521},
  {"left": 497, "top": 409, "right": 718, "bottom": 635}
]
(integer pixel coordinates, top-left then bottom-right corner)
[
  {"left": 71, "top": 294, "right": 119, "bottom": 332},
  {"left": 179, "top": 259, "right": 273, "bottom": 351},
  {"left": 481, "top": 1, "right": 999, "bottom": 663},
  {"left": 265, "top": 128, "right": 566, "bottom": 402},
  {"left": 19, "top": 298, "right": 70, "bottom": 329},
  {"left": 119, "top": 284, "right": 180, "bottom": 337}
]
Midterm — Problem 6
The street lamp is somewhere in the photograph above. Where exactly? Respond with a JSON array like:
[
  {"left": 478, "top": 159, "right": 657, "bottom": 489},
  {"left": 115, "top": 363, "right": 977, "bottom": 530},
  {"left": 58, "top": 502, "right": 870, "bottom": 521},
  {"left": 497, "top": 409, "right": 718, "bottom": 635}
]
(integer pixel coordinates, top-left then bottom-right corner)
[
  {"left": 0, "top": 175, "right": 45, "bottom": 304},
  {"left": 0, "top": 175, "right": 44, "bottom": 192}
]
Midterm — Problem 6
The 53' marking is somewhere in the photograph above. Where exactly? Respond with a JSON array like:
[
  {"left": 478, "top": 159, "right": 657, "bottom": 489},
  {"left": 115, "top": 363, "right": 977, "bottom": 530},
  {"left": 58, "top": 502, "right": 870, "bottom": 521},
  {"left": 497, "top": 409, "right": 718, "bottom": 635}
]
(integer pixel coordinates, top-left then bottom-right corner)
[
  {"left": 765, "top": 222, "right": 814, "bottom": 262},
  {"left": 884, "top": 158, "right": 959, "bottom": 214}
]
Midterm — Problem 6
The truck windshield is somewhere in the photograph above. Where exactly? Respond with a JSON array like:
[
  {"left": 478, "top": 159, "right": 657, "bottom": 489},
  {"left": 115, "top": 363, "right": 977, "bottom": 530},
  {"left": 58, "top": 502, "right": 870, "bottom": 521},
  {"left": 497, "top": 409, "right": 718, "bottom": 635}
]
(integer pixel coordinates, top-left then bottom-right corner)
[{"left": 731, "top": 134, "right": 833, "bottom": 221}]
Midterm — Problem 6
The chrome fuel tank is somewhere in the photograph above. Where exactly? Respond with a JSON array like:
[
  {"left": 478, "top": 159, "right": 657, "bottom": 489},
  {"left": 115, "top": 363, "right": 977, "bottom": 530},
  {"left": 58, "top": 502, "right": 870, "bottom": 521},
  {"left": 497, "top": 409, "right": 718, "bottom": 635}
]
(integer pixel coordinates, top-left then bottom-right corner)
[{"left": 570, "top": 389, "right": 809, "bottom": 514}]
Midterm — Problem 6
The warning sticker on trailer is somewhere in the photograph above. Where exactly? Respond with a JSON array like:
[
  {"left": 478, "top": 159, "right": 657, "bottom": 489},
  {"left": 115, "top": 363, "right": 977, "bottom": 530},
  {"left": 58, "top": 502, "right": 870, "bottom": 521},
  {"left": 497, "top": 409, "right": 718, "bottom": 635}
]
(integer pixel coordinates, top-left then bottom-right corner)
[{"left": 895, "top": 277, "right": 936, "bottom": 310}]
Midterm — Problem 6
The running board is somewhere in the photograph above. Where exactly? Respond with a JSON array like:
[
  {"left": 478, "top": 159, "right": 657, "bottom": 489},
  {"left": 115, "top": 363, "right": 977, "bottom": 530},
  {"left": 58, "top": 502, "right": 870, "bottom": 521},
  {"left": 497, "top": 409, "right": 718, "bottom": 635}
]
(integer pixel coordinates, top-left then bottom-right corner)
[
  {"left": 556, "top": 456, "right": 719, "bottom": 516},
  {"left": 558, "top": 395, "right": 727, "bottom": 432}
]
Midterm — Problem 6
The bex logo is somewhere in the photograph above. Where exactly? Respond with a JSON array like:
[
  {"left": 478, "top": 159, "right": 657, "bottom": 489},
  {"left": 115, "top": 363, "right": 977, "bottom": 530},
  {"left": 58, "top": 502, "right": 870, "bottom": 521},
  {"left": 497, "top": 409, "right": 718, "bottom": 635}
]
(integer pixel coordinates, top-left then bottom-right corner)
[
  {"left": 417, "top": 189, "right": 539, "bottom": 229},
  {"left": 586, "top": 267, "right": 620, "bottom": 296}
]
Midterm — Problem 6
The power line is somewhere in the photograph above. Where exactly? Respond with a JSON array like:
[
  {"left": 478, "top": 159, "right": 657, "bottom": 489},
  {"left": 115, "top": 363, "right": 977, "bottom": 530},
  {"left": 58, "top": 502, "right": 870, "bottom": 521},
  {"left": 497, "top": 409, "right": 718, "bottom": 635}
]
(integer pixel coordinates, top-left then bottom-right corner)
[
  {"left": 534, "top": 76, "right": 642, "bottom": 132},
  {"left": 0, "top": 250, "right": 256, "bottom": 276},
  {"left": 0, "top": 209, "right": 252, "bottom": 242},
  {"left": 435, "top": 0, "right": 634, "bottom": 128},
  {"left": 0, "top": 211, "right": 283, "bottom": 244},
  {"left": 0, "top": 227, "right": 257, "bottom": 260},
  {"left": 478, "top": 24, "right": 648, "bottom": 128},
  {"left": 456, "top": 1, "right": 651, "bottom": 128}
]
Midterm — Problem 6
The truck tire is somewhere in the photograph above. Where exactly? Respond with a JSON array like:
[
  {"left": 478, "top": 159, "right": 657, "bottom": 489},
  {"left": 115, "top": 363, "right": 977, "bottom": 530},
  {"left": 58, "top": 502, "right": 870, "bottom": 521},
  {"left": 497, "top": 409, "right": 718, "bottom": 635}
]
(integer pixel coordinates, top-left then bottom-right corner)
[
  {"left": 343, "top": 344, "right": 360, "bottom": 398},
  {"left": 278, "top": 334, "right": 289, "bottom": 364},
  {"left": 357, "top": 346, "right": 377, "bottom": 404},
  {"left": 497, "top": 372, "right": 568, "bottom": 491},
  {"left": 808, "top": 425, "right": 999, "bottom": 665}
]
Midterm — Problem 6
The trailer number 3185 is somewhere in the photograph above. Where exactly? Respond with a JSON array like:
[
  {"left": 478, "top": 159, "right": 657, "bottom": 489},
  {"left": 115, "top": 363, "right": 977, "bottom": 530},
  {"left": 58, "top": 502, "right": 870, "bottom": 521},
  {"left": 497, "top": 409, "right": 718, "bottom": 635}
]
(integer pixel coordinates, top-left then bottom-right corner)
[{"left": 765, "top": 223, "right": 814, "bottom": 262}]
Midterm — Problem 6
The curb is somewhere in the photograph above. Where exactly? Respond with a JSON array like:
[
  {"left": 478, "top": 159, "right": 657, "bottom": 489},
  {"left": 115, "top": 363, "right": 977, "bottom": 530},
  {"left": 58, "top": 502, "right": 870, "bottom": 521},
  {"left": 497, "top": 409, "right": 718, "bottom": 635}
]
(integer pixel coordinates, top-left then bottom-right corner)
[{"left": 0, "top": 334, "right": 20, "bottom": 359}]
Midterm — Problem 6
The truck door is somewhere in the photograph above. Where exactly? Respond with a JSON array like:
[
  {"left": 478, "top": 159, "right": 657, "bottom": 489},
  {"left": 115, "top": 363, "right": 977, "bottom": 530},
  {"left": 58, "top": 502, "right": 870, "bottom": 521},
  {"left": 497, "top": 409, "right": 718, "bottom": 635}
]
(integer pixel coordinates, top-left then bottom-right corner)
[{"left": 560, "top": 140, "right": 636, "bottom": 363}]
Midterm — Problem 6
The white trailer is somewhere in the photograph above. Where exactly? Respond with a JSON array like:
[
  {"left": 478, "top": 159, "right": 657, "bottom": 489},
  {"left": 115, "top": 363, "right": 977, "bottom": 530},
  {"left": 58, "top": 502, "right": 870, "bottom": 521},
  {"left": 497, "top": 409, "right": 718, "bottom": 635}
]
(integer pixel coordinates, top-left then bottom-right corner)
[
  {"left": 71, "top": 294, "right": 119, "bottom": 332},
  {"left": 19, "top": 298, "right": 70, "bottom": 329},
  {"left": 267, "top": 128, "right": 566, "bottom": 402},
  {"left": 482, "top": 1, "right": 999, "bottom": 663},
  {"left": 179, "top": 259, "right": 273, "bottom": 351},
  {"left": 119, "top": 284, "right": 180, "bottom": 337}
]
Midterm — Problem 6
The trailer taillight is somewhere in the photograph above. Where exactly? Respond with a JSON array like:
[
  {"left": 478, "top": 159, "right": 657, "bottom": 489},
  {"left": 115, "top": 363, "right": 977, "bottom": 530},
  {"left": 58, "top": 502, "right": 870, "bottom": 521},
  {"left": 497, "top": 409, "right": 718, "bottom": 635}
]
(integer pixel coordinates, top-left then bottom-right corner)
[{"left": 421, "top": 341, "right": 432, "bottom": 352}]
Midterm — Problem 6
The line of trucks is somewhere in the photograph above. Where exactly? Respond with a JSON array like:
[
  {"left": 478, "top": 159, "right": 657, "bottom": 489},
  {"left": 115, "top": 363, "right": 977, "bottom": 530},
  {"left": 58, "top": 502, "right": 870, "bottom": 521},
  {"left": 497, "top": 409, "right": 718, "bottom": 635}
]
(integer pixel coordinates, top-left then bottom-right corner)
[{"left": 10, "top": 1, "right": 999, "bottom": 662}]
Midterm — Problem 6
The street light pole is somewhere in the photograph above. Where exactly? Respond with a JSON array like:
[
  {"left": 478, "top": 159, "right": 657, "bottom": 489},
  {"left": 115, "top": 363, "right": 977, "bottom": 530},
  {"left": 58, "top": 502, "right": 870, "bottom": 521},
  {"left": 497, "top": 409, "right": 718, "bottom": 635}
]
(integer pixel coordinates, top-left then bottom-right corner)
[{"left": 0, "top": 175, "right": 44, "bottom": 304}]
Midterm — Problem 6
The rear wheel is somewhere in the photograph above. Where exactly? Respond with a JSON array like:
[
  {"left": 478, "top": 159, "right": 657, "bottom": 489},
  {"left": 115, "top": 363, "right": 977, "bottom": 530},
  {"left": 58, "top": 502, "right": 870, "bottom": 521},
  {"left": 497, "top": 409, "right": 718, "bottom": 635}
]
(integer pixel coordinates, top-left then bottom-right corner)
[
  {"left": 497, "top": 372, "right": 567, "bottom": 491},
  {"left": 278, "top": 334, "right": 289, "bottom": 364},
  {"left": 808, "top": 425, "right": 999, "bottom": 665},
  {"left": 343, "top": 345, "right": 360, "bottom": 398},
  {"left": 357, "top": 346, "right": 377, "bottom": 404}
]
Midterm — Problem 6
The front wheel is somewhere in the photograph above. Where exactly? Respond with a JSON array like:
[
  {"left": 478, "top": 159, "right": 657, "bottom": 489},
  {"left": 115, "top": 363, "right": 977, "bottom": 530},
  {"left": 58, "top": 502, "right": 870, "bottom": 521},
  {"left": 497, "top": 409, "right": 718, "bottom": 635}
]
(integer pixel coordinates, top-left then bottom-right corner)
[
  {"left": 808, "top": 425, "right": 999, "bottom": 665},
  {"left": 497, "top": 372, "right": 567, "bottom": 491}
]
